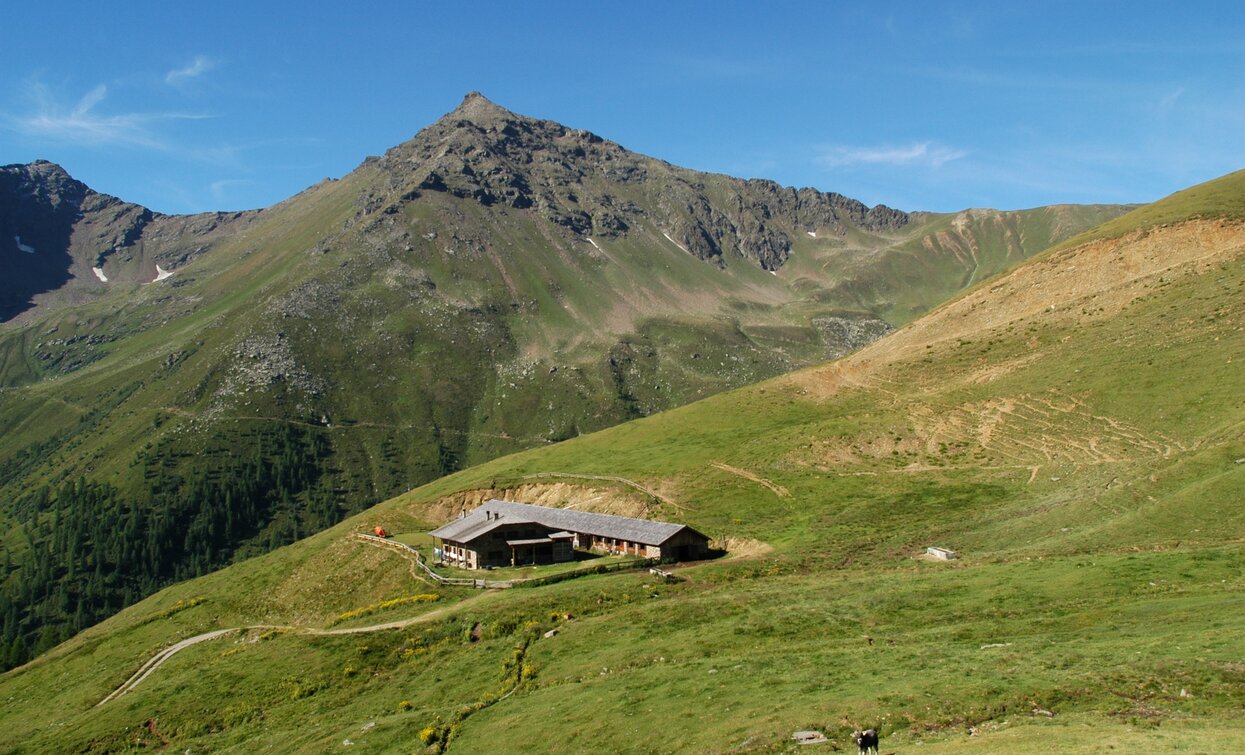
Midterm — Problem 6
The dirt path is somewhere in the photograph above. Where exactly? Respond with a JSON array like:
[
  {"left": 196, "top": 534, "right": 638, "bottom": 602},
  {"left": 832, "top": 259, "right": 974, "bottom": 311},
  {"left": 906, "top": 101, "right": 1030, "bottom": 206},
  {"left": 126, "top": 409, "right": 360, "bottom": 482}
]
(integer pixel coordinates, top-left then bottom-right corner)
[
  {"left": 308, "top": 604, "right": 460, "bottom": 635},
  {"left": 97, "top": 600, "right": 478, "bottom": 706},
  {"left": 99, "top": 535, "right": 480, "bottom": 707},
  {"left": 96, "top": 627, "right": 264, "bottom": 706},
  {"left": 709, "top": 462, "right": 789, "bottom": 497}
]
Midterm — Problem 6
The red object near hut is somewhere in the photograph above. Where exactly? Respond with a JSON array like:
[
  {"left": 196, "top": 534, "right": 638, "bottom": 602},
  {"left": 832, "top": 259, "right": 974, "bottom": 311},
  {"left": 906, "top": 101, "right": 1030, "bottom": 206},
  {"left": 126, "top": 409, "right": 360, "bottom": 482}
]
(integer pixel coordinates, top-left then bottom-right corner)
[{"left": 372, "top": 526, "right": 390, "bottom": 538}]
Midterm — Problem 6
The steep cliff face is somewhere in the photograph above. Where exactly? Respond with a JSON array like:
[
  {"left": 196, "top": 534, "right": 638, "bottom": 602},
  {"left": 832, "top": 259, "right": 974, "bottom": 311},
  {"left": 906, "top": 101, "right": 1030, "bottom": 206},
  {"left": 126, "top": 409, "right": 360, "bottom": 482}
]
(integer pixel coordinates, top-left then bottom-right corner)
[{"left": 1, "top": 161, "right": 107, "bottom": 320}]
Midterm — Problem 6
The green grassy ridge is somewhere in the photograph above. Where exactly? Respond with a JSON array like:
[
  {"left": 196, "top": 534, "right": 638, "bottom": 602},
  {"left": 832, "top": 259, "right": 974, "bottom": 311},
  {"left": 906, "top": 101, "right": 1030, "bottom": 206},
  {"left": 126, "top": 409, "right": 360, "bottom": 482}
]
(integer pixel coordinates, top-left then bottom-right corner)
[
  {"left": 1049, "top": 168, "right": 1245, "bottom": 253},
  {"left": 774, "top": 203, "right": 1129, "bottom": 326},
  {"left": 1, "top": 176, "right": 1242, "bottom": 750},
  {"left": 852, "top": 204, "right": 1131, "bottom": 324}
]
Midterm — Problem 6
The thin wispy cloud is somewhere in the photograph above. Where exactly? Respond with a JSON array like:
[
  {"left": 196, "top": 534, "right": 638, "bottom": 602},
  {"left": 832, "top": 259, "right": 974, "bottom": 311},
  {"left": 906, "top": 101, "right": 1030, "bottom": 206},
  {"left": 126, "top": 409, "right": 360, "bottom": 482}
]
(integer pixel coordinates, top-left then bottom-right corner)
[
  {"left": 209, "top": 178, "right": 250, "bottom": 203},
  {"left": 7, "top": 81, "right": 210, "bottom": 149},
  {"left": 166, "top": 55, "right": 216, "bottom": 85},
  {"left": 1156, "top": 87, "right": 1185, "bottom": 115},
  {"left": 819, "top": 142, "right": 967, "bottom": 169}
]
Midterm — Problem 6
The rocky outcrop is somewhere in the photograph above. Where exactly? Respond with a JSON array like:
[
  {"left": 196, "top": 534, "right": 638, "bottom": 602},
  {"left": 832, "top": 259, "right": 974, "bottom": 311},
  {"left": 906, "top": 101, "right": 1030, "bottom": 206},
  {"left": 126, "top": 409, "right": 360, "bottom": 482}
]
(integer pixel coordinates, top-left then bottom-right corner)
[{"left": 812, "top": 315, "right": 896, "bottom": 358}]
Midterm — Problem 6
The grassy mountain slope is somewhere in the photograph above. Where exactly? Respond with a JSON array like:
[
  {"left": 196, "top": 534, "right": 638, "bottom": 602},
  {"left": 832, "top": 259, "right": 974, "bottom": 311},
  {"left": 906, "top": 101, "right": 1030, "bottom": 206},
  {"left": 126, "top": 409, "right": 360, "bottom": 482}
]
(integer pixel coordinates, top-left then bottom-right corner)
[
  {"left": 1, "top": 171, "right": 1241, "bottom": 752},
  {"left": 0, "top": 94, "right": 1127, "bottom": 658}
]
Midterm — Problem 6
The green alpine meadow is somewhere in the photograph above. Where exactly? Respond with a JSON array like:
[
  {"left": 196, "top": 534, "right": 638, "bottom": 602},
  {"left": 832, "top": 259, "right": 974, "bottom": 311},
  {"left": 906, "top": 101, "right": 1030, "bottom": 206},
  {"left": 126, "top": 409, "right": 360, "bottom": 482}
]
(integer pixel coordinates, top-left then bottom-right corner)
[{"left": 0, "top": 82, "right": 1241, "bottom": 750}]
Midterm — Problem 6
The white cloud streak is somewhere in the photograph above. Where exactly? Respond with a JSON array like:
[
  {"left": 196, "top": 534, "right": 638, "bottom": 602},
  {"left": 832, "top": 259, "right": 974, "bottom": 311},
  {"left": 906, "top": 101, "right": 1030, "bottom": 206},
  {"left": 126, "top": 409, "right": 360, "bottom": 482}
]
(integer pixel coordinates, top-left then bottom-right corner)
[
  {"left": 818, "top": 142, "right": 967, "bottom": 169},
  {"left": 8, "top": 82, "right": 209, "bottom": 149},
  {"left": 166, "top": 55, "right": 215, "bottom": 84}
]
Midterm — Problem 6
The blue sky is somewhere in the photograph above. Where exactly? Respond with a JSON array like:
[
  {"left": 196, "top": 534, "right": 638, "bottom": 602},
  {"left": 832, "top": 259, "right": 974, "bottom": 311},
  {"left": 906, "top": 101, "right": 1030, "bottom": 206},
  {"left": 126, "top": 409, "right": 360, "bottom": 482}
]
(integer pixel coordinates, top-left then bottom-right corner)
[{"left": 3, "top": 2, "right": 1243, "bottom": 215}]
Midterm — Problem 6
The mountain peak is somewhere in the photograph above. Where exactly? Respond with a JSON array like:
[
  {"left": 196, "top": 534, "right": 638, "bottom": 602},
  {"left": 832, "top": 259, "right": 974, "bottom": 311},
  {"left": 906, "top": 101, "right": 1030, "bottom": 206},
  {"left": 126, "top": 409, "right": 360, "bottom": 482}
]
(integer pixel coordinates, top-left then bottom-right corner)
[
  {"left": 445, "top": 91, "right": 518, "bottom": 125},
  {"left": 364, "top": 94, "right": 915, "bottom": 268},
  {"left": 6, "top": 159, "right": 72, "bottom": 182},
  {"left": 2, "top": 160, "right": 90, "bottom": 208}
]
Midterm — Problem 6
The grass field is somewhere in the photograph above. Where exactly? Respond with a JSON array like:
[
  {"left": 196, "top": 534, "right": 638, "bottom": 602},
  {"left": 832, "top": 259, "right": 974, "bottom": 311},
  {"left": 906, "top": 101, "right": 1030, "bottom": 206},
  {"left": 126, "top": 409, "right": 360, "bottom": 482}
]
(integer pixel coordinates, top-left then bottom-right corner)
[{"left": 0, "top": 176, "right": 1242, "bottom": 752}]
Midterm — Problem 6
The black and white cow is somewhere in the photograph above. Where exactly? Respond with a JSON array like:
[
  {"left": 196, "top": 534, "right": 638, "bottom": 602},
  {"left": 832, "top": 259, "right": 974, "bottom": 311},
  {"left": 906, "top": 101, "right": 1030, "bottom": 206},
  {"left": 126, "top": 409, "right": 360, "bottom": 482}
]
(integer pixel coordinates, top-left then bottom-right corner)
[{"left": 853, "top": 728, "right": 879, "bottom": 754}]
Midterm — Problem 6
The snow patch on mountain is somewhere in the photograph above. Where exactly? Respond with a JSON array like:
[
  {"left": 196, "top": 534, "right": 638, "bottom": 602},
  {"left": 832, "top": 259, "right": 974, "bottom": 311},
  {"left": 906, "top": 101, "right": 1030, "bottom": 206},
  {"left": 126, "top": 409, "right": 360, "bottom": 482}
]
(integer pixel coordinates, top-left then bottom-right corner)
[{"left": 661, "top": 231, "right": 690, "bottom": 255}]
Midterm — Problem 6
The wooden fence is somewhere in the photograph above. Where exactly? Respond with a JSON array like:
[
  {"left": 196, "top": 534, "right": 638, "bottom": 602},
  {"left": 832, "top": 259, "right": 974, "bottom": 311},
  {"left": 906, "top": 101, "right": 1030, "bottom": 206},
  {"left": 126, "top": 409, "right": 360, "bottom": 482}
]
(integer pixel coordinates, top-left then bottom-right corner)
[{"left": 354, "top": 534, "right": 657, "bottom": 589}]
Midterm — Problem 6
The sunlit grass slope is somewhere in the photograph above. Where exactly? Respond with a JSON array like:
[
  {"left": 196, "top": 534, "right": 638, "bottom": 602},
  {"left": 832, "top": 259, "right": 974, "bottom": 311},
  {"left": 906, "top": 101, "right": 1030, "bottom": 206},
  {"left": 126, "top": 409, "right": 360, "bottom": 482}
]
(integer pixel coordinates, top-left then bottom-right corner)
[{"left": 1, "top": 174, "right": 1243, "bottom": 753}]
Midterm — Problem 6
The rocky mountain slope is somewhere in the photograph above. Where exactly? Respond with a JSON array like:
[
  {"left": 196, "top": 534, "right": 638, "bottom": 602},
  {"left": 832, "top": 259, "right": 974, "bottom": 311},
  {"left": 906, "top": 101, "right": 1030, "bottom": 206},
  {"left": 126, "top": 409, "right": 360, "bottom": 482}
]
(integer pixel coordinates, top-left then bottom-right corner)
[
  {"left": 1, "top": 167, "right": 1241, "bottom": 753},
  {"left": 0, "top": 94, "right": 1127, "bottom": 658},
  {"left": 0, "top": 160, "right": 257, "bottom": 321},
  {"left": 375, "top": 92, "right": 908, "bottom": 271}
]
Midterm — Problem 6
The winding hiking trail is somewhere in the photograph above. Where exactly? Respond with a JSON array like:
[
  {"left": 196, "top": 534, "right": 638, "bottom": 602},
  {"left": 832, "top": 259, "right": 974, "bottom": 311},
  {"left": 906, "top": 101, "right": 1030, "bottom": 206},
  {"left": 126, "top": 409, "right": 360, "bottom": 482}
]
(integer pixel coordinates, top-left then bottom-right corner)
[
  {"left": 99, "top": 528, "right": 658, "bottom": 706},
  {"left": 97, "top": 628, "right": 240, "bottom": 706},
  {"left": 97, "top": 602, "right": 470, "bottom": 706}
]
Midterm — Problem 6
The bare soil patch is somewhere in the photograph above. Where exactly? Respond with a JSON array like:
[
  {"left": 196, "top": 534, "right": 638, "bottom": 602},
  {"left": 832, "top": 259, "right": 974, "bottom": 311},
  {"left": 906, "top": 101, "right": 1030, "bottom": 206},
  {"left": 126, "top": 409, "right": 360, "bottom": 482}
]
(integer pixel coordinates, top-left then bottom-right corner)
[
  {"left": 421, "top": 481, "right": 654, "bottom": 523},
  {"left": 716, "top": 537, "right": 774, "bottom": 559},
  {"left": 792, "top": 390, "right": 1182, "bottom": 473},
  {"left": 785, "top": 219, "right": 1245, "bottom": 399}
]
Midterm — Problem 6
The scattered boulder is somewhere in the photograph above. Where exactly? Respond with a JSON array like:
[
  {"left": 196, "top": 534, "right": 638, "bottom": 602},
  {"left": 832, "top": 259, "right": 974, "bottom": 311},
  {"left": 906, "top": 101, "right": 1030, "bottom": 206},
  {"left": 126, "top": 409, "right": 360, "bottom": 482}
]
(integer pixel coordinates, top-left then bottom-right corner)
[{"left": 791, "top": 730, "right": 828, "bottom": 745}]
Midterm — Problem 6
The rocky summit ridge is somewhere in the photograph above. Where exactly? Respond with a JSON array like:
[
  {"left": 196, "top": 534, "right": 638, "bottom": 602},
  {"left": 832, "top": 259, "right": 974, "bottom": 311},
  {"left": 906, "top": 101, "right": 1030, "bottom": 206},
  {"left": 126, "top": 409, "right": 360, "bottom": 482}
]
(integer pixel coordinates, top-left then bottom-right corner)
[{"left": 363, "top": 91, "right": 909, "bottom": 270}]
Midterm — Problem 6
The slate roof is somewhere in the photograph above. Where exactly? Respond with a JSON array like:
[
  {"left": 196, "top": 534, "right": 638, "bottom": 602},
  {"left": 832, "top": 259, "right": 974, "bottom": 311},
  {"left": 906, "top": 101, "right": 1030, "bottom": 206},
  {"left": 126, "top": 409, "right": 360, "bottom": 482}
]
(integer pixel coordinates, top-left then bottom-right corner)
[
  {"left": 430, "top": 500, "right": 708, "bottom": 546},
  {"left": 428, "top": 513, "right": 534, "bottom": 542},
  {"left": 460, "top": 500, "right": 700, "bottom": 546}
]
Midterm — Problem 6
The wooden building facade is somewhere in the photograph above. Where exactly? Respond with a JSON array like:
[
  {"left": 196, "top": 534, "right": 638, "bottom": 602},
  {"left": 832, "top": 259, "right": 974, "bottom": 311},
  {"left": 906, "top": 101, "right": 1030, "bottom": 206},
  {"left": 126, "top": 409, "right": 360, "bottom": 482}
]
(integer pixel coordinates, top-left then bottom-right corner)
[{"left": 431, "top": 510, "right": 574, "bottom": 569}]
